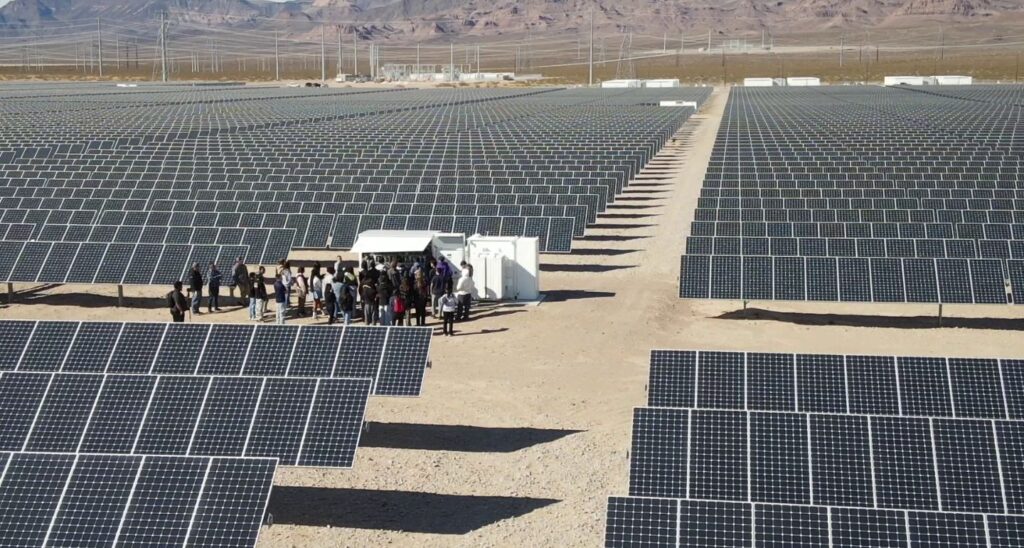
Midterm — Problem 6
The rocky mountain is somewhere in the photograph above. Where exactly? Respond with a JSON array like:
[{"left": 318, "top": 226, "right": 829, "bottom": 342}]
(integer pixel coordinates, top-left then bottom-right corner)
[{"left": 1, "top": 0, "right": 1021, "bottom": 40}]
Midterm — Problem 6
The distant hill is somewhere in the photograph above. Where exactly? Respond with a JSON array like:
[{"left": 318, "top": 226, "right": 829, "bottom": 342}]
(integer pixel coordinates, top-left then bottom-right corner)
[{"left": 2, "top": 0, "right": 1022, "bottom": 40}]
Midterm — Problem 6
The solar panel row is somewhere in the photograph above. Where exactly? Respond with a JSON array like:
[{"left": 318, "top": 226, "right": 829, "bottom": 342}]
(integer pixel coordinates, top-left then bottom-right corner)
[
  {"left": 0, "top": 321, "right": 432, "bottom": 397},
  {"left": 0, "top": 372, "right": 369, "bottom": 467},
  {"left": 0, "top": 240, "right": 249, "bottom": 285},
  {"left": 0, "top": 451, "right": 275, "bottom": 548},
  {"left": 679, "top": 255, "right": 1017, "bottom": 304},
  {"left": 648, "top": 350, "right": 1020, "bottom": 419},
  {"left": 686, "top": 236, "right": 1024, "bottom": 259}
]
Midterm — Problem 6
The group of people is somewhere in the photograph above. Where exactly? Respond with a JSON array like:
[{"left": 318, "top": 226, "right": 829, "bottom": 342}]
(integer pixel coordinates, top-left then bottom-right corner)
[{"left": 165, "top": 254, "right": 476, "bottom": 336}]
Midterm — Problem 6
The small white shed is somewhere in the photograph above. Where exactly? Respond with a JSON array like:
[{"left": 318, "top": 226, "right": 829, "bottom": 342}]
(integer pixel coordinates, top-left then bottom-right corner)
[
  {"left": 935, "top": 75, "right": 972, "bottom": 86},
  {"left": 786, "top": 77, "right": 821, "bottom": 87},
  {"left": 643, "top": 79, "right": 680, "bottom": 88},
  {"left": 466, "top": 236, "right": 539, "bottom": 301},
  {"left": 885, "top": 76, "right": 925, "bottom": 86},
  {"left": 351, "top": 230, "right": 466, "bottom": 267},
  {"left": 601, "top": 79, "right": 642, "bottom": 88},
  {"left": 743, "top": 78, "right": 774, "bottom": 87}
]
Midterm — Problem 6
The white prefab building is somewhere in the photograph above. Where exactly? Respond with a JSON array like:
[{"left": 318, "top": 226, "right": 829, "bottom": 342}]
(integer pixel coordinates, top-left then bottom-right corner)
[
  {"left": 643, "top": 79, "right": 680, "bottom": 88},
  {"left": 935, "top": 75, "right": 973, "bottom": 85},
  {"left": 885, "top": 76, "right": 925, "bottom": 86},
  {"left": 601, "top": 79, "right": 642, "bottom": 88},
  {"left": 786, "top": 77, "right": 821, "bottom": 87},
  {"left": 660, "top": 101, "right": 698, "bottom": 109},
  {"left": 466, "top": 236, "right": 540, "bottom": 301},
  {"left": 743, "top": 78, "right": 774, "bottom": 87}
]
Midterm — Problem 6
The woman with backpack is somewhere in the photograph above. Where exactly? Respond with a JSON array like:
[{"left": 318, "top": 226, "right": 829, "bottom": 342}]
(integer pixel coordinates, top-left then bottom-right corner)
[
  {"left": 391, "top": 281, "right": 409, "bottom": 326},
  {"left": 340, "top": 282, "right": 355, "bottom": 325},
  {"left": 324, "top": 279, "right": 337, "bottom": 325}
]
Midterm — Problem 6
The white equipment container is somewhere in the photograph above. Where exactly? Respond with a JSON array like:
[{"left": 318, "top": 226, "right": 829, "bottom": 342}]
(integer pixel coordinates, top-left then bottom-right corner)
[
  {"left": 351, "top": 230, "right": 466, "bottom": 266},
  {"left": 935, "top": 75, "right": 972, "bottom": 85},
  {"left": 786, "top": 77, "right": 821, "bottom": 87},
  {"left": 659, "top": 101, "right": 698, "bottom": 108},
  {"left": 466, "top": 236, "right": 539, "bottom": 301},
  {"left": 601, "top": 79, "right": 642, "bottom": 88},
  {"left": 643, "top": 79, "right": 680, "bottom": 88},
  {"left": 885, "top": 76, "right": 925, "bottom": 86},
  {"left": 743, "top": 78, "right": 774, "bottom": 87}
]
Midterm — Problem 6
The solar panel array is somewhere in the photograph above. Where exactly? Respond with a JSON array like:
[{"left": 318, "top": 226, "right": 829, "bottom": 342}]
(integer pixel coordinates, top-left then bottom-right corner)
[
  {"left": 606, "top": 349, "right": 1024, "bottom": 547},
  {"left": 1, "top": 85, "right": 710, "bottom": 265},
  {"left": 0, "top": 320, "right": 432, "bottom": 397},
  {"left": 0, "top": 451, "right": 276, "bottom": 548},
  {"left": 0, "top": 371, "right": 369, "bottom": 467},
  {"left": 680, "top": 85, "right": 1024, "bottom": 304}
]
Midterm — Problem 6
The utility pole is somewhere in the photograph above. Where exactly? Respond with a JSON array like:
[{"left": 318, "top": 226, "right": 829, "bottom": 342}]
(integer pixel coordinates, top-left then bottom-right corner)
[
  {"left": 320, "top": 24, "right": 326, "bottom": 81},
  {"left": 588, "top": 7, "right": 594, "bottom": 86},
  {"left": 159, "top": 12, "right": 168, "bottom": 82},
  {"left": 97, "top": 18, "right": 103, "bottom": 77},
  {"left": 274, "top": 31, "right": 280, "bottom": 80}
]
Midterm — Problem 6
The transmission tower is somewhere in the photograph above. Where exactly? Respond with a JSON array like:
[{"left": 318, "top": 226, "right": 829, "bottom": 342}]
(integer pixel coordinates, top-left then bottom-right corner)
[{"left": 614, "top": 32, "right": 635, "bottom": 80}]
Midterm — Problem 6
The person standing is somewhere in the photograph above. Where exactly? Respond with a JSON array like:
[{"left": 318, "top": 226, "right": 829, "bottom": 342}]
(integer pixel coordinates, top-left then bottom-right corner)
[
  {"left": 413, "top": 270, "right": 428, "bottom": 326},
  {"left": 167, "top": 281, "right": 188, "bottom": 322},
  {"left": 189, "top": 263, "right": 203, "bottom": 314},
  {"left": 233, "top": 257, "right": 249, "bottom": 306},
  {"left": 339, "top": 282, "right": 354, "bottom": 325},
  {"left": 391, "top": 281, "right": 409, "bottom": 326},
  {"left": 324, "top": 280, "right": 337, "bottom": 325},
  {"left": 430, "top": 269, "right": 445, "bottom": 319},
  {"left": 377, "top": 271, "right": 393, "bottom": 326},
  {"left": 295, "top": 266, "right": 308, "bottom": 317},
  {"left": 455, "top": 267, "right": 475, "bottom": 321},
  {"left": 254, "top": 267, "right": 269, "bottom": 321},
  {"left": 311, "top": 269, "right": 324, "bottom": 320},
  {"left": 360, "top": 277, "right": 378, "bottom": 325},
  {"left": 439, "top": 289, "right": 457, "bottom": 336},
  {"left": 332, "top": 274, "right": 345, "bottom": 323},
  {"left": 274, "top": 275, "right": 287, "bottom": 325},
  {"left": 248, "top": 273, "right": 261, "bottom": 321},
  {"left": 207, "top": 262, "right": 222, "bottom": 313},
  {"left": 277, "top": 260, "right": 293, "bottom": 318}
]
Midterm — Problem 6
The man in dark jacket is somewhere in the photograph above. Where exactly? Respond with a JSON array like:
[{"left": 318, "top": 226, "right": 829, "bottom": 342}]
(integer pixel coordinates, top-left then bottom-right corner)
[
  {"left": 233, "top": 257, "right": 249, "bottom": 306},
  {"left": 360, "top": 278, "right": 378, "bottom": 325},
  {"left": 274, "top": 275, "right": 287, "bottom": 324},
  {"left": 207, "top": 262, "right": 222, "bottom": 313},
  {"left": 377, "top": 274, "right": 393, "bottom": 326},
  {"left": 167, "top": 281, "right": 188, "bottom": 322},
  {"left": 429, "top": 270, "right": 446, "bottom": 319},
  {"left": 189, "top": 263, "right": 203, "bottom": 314}
]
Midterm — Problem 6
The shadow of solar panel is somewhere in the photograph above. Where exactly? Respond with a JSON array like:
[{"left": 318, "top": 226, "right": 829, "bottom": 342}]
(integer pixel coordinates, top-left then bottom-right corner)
[{"left": 628, "top": 407, "right": 688, "bottom": 498}]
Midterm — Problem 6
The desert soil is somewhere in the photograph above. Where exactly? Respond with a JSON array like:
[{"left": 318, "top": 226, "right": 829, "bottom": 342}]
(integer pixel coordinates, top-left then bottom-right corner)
[{"left": 3, "top": 86, "right": 1023, "bottom": 547}]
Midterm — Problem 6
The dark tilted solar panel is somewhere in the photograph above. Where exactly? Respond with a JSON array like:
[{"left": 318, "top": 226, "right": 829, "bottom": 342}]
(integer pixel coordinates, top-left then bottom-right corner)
[
  {"left": 0, "top": 371, "right": 371, "bottom": 467},
  {"left": 0, "top": 452, "right": 275, "bottom": 548}
]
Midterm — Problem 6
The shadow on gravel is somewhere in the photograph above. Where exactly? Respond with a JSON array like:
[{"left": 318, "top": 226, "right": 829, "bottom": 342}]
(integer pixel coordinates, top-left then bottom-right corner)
[
  {"left": 718, "top": 307, "right": 1024, "bottom": 331},
  {"left": 267, "top": 487, "right": 559, "bottom": 534},
  {"left": 359, "top": 422, "right": 583, "bottom": 452},
  {"left": 542, "top": 290, "right": 616, "bottom": 302},
  {"left": 539, "top": 264, "right": 635, "bottom": 273}
]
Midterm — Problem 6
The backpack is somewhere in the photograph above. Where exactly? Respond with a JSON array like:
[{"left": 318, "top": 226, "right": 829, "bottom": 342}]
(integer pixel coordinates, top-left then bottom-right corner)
[{"left": 392, "top": 296, "right": 406, "bottom": 314}]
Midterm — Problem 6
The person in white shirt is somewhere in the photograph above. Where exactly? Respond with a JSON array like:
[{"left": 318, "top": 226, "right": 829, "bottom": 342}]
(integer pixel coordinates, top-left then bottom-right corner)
[
  {"left": 455, "top": 271, "right": 475, "bottom": 321},
  {"left": 439, "top": 289, "right": 458, "bottom": 336}
]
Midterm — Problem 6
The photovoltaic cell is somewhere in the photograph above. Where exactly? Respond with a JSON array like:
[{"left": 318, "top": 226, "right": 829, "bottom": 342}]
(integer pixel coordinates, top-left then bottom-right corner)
[
  {"left": 297, "top": 378, "right": 372, "bottom": 467},
  {"left": 0, "top": 452, "right": 76, "bottom": 546},
  {"left": 948, "top": 358, "right": 1006, "bottom": 419},
  {"left": 190, "top": 377, "right": 264, "bottom": 458},
  {"left": 689, "top": 410, "right": 747, "bottom": 501},
  {"left": 629, "top": 407, "right": 688, "bottom": 498},
  {"left": 897, "top": 357, "right": 953, "bottom": 417},
  {"left": 746, "top": 353, "right": 795, "bottom": 412},
  {"left": 750, "top": 412, "right": 809, "bottom": 504},
  {"left": 78, "top": 374, "right": 156, "bottom": 453},
  {"left": 243, "top": 325, "right": 297, "bottom": 376},
  {"left": 932, "top": 418, "right": 1004, "bottom": 513},
  {"left": 23, "top": 373, "right": 103, "bottom": 452},
  {"left": 20, "top": 321, "right": 77, "bottom": 371},
  {"left": 907, "top": 511, "right": 987, "bottom": 547},
  {"left": 0, "top": 372, "right": 51, "bottom": 451},
  {"left": 796, "top": 354, "right": 846, "bottom": 414},
  {"left": 871, "top": 416, "right": 939, "bottom": 511},
  {"left": 697, "top": 352, "right": 744, "bottom": 409},
  {"left": 678, "top": 499, "right": 751, "bottom": 548},
  {"left": 134, "top": 376, "right": 209, "bottom": 455},
  {"left": 184, "top": 457, "right": 276, "bottom": 547},
  {"left": 244, "top": 378, "right": 314, "bottom": 464},
  {"left": 63, "top": 322, "right": 121, "bottom": 373},
  {"left": 116, "top": 456, "right": 207, "bottom": 546},
  {"left": 810, "top": 414, "right": 873, "bottom": 507},
  {"left": 336, "top": 326, "right": 387, "bottom": 380},
  {"left": 649, "top": 350, "right": 695, "bottom": 408},
  {"left": 605, "top": 496, "right": 677, "bottom": 548},
  {"left": 108, "top": 323, "right": 165, "bottom": 374},
  {"left": 289, "top": 325, "right": 341, "bottom": 378},
  {"left": 755, "top": 504, "right": 828, "bottom": 547},
  {"left": 46, "top": 454, "right": 140, "bottom": 548},
  {"left": 829, "top": 507, "right": 907, "bottom": 548},
  {"left": 0, "top": 321, "right": 34, "bottom": 370},
  {"left": 845, "top": 355, "right": 900, "bottom": 415},
  {"left": 377, "top": 327, "right": 432, "bottom": 396}
]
